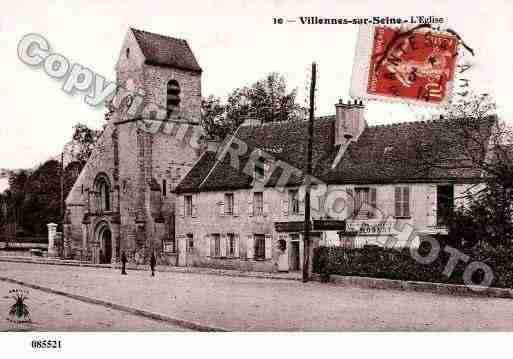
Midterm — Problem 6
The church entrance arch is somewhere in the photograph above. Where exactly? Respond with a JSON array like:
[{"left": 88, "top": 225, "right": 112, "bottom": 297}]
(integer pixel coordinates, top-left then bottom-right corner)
[{"left": 96, "top": 222, "right": 112, "bottom": 264}]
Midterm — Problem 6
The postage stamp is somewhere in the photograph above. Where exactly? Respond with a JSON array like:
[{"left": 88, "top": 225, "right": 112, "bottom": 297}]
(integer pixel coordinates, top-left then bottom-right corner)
[{"left": 350, "top": 25, "right": 459, "bottom": 106}]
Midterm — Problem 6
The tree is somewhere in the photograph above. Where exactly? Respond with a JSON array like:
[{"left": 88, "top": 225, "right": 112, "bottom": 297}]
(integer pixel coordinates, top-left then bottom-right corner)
[
  {"left": 201, "top": 72, "right": 305, "bottom": 140},
  {"left": 69, "top": 123, "right": 101, "bottom": 166},
  {"left": 417, "top": 93, "right": 513, "bottom": 246},
  {"left": 21, "top": 160, "right": 62, "bottom": 236}
]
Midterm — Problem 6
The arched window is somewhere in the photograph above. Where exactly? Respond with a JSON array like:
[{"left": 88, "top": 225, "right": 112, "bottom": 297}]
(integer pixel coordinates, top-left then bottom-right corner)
[
  {"left": 167, "top": 80, "right": 180, "bottom": 117},
  {"left": 94, "top": 174, "right": 111, "bottom": 212}
]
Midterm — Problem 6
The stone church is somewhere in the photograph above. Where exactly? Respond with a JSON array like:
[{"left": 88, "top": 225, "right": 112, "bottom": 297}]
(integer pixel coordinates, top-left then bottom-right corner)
[{"left": 64, "top": 28, "right": 205, "bottom": 265}]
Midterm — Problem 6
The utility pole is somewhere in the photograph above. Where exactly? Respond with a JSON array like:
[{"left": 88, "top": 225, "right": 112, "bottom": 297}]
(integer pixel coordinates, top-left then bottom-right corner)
[
  {"left": 303, "top": 62, "right": 316, "bottom": 283},
  {"left": 60, "top": 151, "right": 64, "bottom": 231}
]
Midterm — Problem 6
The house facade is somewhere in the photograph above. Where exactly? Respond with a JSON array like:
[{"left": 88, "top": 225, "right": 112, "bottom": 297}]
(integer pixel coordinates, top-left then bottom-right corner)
[{"left": 174, "top": 102, "right": 494, "bottom": 273}]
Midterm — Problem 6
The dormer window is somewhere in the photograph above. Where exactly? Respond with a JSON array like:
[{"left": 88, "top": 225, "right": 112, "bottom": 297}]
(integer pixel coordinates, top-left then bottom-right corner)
[{"left": 167, "top": 80, "right": 181, "bottom": 117}]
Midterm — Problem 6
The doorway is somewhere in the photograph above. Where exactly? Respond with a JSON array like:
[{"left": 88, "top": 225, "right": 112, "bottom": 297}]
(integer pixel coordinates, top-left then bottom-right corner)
[
  {"left": 100, "top": 227, "right": 112, "bottom": 264},
  {"left": 289, "top": 239, "right": 300, "bottom": 271}
]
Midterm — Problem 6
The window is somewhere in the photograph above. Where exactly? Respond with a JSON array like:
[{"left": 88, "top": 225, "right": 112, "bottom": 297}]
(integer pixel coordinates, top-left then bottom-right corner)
[
  {"left": 395, "top": 186, "right": 410, "bottom": 218},
  {"left": 253, "top": 192, "right": 264, "bottom": 216},
  {"left": 94, "top": 174, "right": 111, "bottom": 212},
  {"left": 227, "top": 233, "right": 236, "bottom": 257},
  {"left": 437, "top": 185, "right": 454, "bottom": 226},
  {"left": 289, "top": 189, "right": 300, "bottom": 215},
  {"left": 254, "top": 234, "right": 265, "bottom": 260},
  {"left": 184, "top": 195, "right": 193, "bottom": 217},
  {"left": 212, "top": 234, "right": 221, "bottom": 257},
  {"left": 167, "top": 80, "right": 180, "bottom": 116},
  {"left": 162, "top": 179, "right": 167, "bottom": 197},
  {"left": 126, "top": 47, "right": 130, "bottom": 58},
  {"left": 186, "top": 233, "right": 194, "bottom": 253},
  {"left": 225, "top": 193, "right": 234, "bottom": 215},
  {"left": 354, "top": 187, "right": 376, "bottom": 219}
]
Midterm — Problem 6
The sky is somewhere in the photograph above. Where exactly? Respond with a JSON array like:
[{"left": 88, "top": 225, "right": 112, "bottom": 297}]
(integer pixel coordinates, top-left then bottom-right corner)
[{"left": 1, "top": 0, "right": 513, "bottom": 169}]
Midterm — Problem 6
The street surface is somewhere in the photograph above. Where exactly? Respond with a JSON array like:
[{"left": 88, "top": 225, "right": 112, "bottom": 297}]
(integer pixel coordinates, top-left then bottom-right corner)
[
  {"left": 0, "top": 280, "right": 187, "bottom": 331},
  {"left": 0, "top": 261, "right": 512, "bottom": 331}
]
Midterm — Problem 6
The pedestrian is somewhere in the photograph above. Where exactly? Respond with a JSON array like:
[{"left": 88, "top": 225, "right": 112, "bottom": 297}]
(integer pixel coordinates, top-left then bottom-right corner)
[
  {"left": 121, "top": 251, "right": 127, "bottom": 275},
  {"left": 150, "top": 251, "right": 156, "bottom": 277}
]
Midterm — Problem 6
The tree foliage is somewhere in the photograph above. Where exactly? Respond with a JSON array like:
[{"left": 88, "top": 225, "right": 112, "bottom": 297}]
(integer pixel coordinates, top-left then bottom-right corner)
[
  {"left": 69, "top": 123, "right": 101, "bottom": 166},
  {"left": 439, "top": 93, "right": 513, "bottom": 246},
  {"left": 201, "top": 72, "right": 305, "bottom": 140}
]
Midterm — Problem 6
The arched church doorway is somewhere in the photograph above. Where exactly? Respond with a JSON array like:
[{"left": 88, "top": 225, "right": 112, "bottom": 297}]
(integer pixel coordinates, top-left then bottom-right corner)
[{"left": 98, "top": 225, "right": 112, "bottom": 264}]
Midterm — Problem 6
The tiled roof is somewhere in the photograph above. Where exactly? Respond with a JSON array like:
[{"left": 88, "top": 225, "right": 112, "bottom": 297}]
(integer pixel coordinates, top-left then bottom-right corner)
[
  {"left": 131, "top": 28, "right": 202, "bottom": 73},
  {"left": 175, "top": 151, "right": 218, "bottom": 192},
  {"left": 175, "top": 115, "right": 496, "bottom": 193}
]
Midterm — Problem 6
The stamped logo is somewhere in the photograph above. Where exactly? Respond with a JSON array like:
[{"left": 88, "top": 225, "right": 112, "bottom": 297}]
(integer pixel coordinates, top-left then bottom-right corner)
[{"left": 351, "top": 25, "right": 459, "bottom": 106}]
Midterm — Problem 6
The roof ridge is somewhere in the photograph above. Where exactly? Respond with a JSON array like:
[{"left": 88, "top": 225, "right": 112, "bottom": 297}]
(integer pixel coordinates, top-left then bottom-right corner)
[{"left": 130, "top": 27, "right": 187, "bottom": 43}]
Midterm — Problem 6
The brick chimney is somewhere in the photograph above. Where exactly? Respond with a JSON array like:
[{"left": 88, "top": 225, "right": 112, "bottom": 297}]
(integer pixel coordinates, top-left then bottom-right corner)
[
  {"left": 331, "top": 99, "right": 366, "bottom": 169},
  {"left": 334, "top": 99, "right": 366, "bottom": 146}
]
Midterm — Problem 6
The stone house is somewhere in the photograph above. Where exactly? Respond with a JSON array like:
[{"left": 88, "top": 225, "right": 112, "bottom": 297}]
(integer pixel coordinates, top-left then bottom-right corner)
[{"left": 174, "top": 101, "right": 495, "bottom": 273}]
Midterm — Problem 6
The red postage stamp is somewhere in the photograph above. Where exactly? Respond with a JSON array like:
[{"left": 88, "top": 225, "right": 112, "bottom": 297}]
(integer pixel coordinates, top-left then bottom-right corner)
[{"left": 350, "top": 25, "right": 459, "bottom": 106}]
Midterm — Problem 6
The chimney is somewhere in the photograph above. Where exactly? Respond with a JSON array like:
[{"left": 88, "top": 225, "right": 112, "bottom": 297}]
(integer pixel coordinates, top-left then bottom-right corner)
[
  {"left": 334, "top": 99, "right": 366, "bottom": 146},
  {"left": 241, "top": 118, "right": 262, "bottom": 127}
]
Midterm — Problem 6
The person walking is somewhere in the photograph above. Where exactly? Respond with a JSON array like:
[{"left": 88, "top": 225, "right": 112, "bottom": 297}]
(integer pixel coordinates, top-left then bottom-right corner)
[
  {"left": 121, "top": 251, "right": 127, "bottom": 275},
  {"left": 150, "top": 252, "right": 156, "bottom": 277}
]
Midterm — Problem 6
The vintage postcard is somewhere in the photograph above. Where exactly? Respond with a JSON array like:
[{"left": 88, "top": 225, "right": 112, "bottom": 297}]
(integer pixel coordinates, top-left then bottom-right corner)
[{"left": 1, "top": 0, "right": 512, "bottom": 357}]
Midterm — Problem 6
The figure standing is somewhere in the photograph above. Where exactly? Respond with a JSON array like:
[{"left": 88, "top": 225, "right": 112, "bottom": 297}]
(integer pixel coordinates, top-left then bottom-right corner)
[
  {"left": 121, "top": 251, "right": 127, "bottom": 275},
  {"left": 150, "top": 252, "right": 156, "bottom": 277}
]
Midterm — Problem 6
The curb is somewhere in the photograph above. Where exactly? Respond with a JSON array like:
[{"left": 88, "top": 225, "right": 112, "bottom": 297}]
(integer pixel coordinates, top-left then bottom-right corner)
[
  {"left": 0, "top": 256, "right": 300, "bottom": 282},
  {"left": 0, "top": 275, "right": 226, "bottom": 332},
  {"left": 311, "top": 274, "right": 513, "bottom": 299}
]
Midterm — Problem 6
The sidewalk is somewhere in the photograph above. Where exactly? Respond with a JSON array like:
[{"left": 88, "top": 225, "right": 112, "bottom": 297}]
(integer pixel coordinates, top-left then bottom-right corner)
[{"left": 0, "top": 255, "right": 301, "bottom": 281}]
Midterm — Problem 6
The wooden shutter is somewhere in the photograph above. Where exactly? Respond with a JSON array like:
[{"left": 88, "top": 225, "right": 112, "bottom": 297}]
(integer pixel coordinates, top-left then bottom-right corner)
[
  {"left": 346, "top": 188, "right": 354, "bottom": 218},
  {"left": 220, "top": 234, "right": 227, "bottom": 257},
  {"left": 233, "top": 196, "right": 239, "bottom": 217},
  {"left": 207, "top": 235, "right": 213, "bottom": 257},
  {"left": 263, "top": 202, "right": 270, "bottom": 217},
  {"left": 395, "top": 187, "right": 401, "bottom": 217},
  {"left": 281, "top": 199, "right": 288, "bottom": 216},
  {"left": 238, "top": 234, "right": 246, "bottom": 259},
  {"left": 234, "top": 234, "right": 240, "bottom": 257},
  {"left": 403, "top": 186, "right": 410, "bottom": 217},
  {"left": 218, "top": 201, "right": 225, "bottom": 216},
  {"left": 178, "top": 196, "right": 185, "bottom": 218},
  {"left": 191, "top": 195, "right": 198, "bottom": 218},
  {"left": 426, "top": 185, "right": 437, "bottom": 226},
  {"left": 246, "top": 234, "right": 254, "bottom": 259},
  {"left": 370, "top": 188, "right": 377, "bottom": 218},
  {"left": 248, "top": 200, "right": 253, "bottom": 217},
  {"left": 264, "top": 234, "right": 272, "bottom": 259}
]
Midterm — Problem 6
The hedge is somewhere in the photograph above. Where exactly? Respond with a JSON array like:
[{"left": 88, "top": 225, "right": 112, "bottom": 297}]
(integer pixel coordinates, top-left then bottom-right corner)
[{"left": 312, "top": 241, "right": 513, "bottom": 289}]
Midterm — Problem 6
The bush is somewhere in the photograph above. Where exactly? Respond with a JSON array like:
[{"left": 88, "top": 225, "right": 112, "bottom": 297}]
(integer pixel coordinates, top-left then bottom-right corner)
[{"left": 312, "top": 242, "right": 513, "bottom": 289}]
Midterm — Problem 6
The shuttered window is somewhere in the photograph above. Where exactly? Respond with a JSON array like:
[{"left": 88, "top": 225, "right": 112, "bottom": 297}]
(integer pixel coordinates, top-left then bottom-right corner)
[
  {"left": 227, "top": 233, "right": 236, "bottom": 257},
  {"left": 211, "top": 234, "right": 221, "bottom": 257},
  {"left": 254, "top": 192, "right": 264, "bottom": 216},
  {"left": 395, "top": 186, "right": 411, "bottom": 218}
]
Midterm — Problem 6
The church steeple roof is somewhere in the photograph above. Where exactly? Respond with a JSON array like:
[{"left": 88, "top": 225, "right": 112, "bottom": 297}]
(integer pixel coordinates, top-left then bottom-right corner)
[{"left": 130, "top": 28, "right": 202, "bottom": 73}]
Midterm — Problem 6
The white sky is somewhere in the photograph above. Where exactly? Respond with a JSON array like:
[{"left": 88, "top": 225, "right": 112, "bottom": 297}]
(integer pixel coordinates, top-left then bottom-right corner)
[{"left": 1, "top": 0, "right": 512, "bottom": 169}]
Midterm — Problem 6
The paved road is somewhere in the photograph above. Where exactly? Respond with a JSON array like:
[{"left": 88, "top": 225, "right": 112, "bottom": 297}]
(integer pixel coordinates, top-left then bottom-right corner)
[
  {"left": 0, "top": 280, "right": 187, "bottom": 331},
  {"left": 0, "top": 261, "right": 512, "bottom": 331}
]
